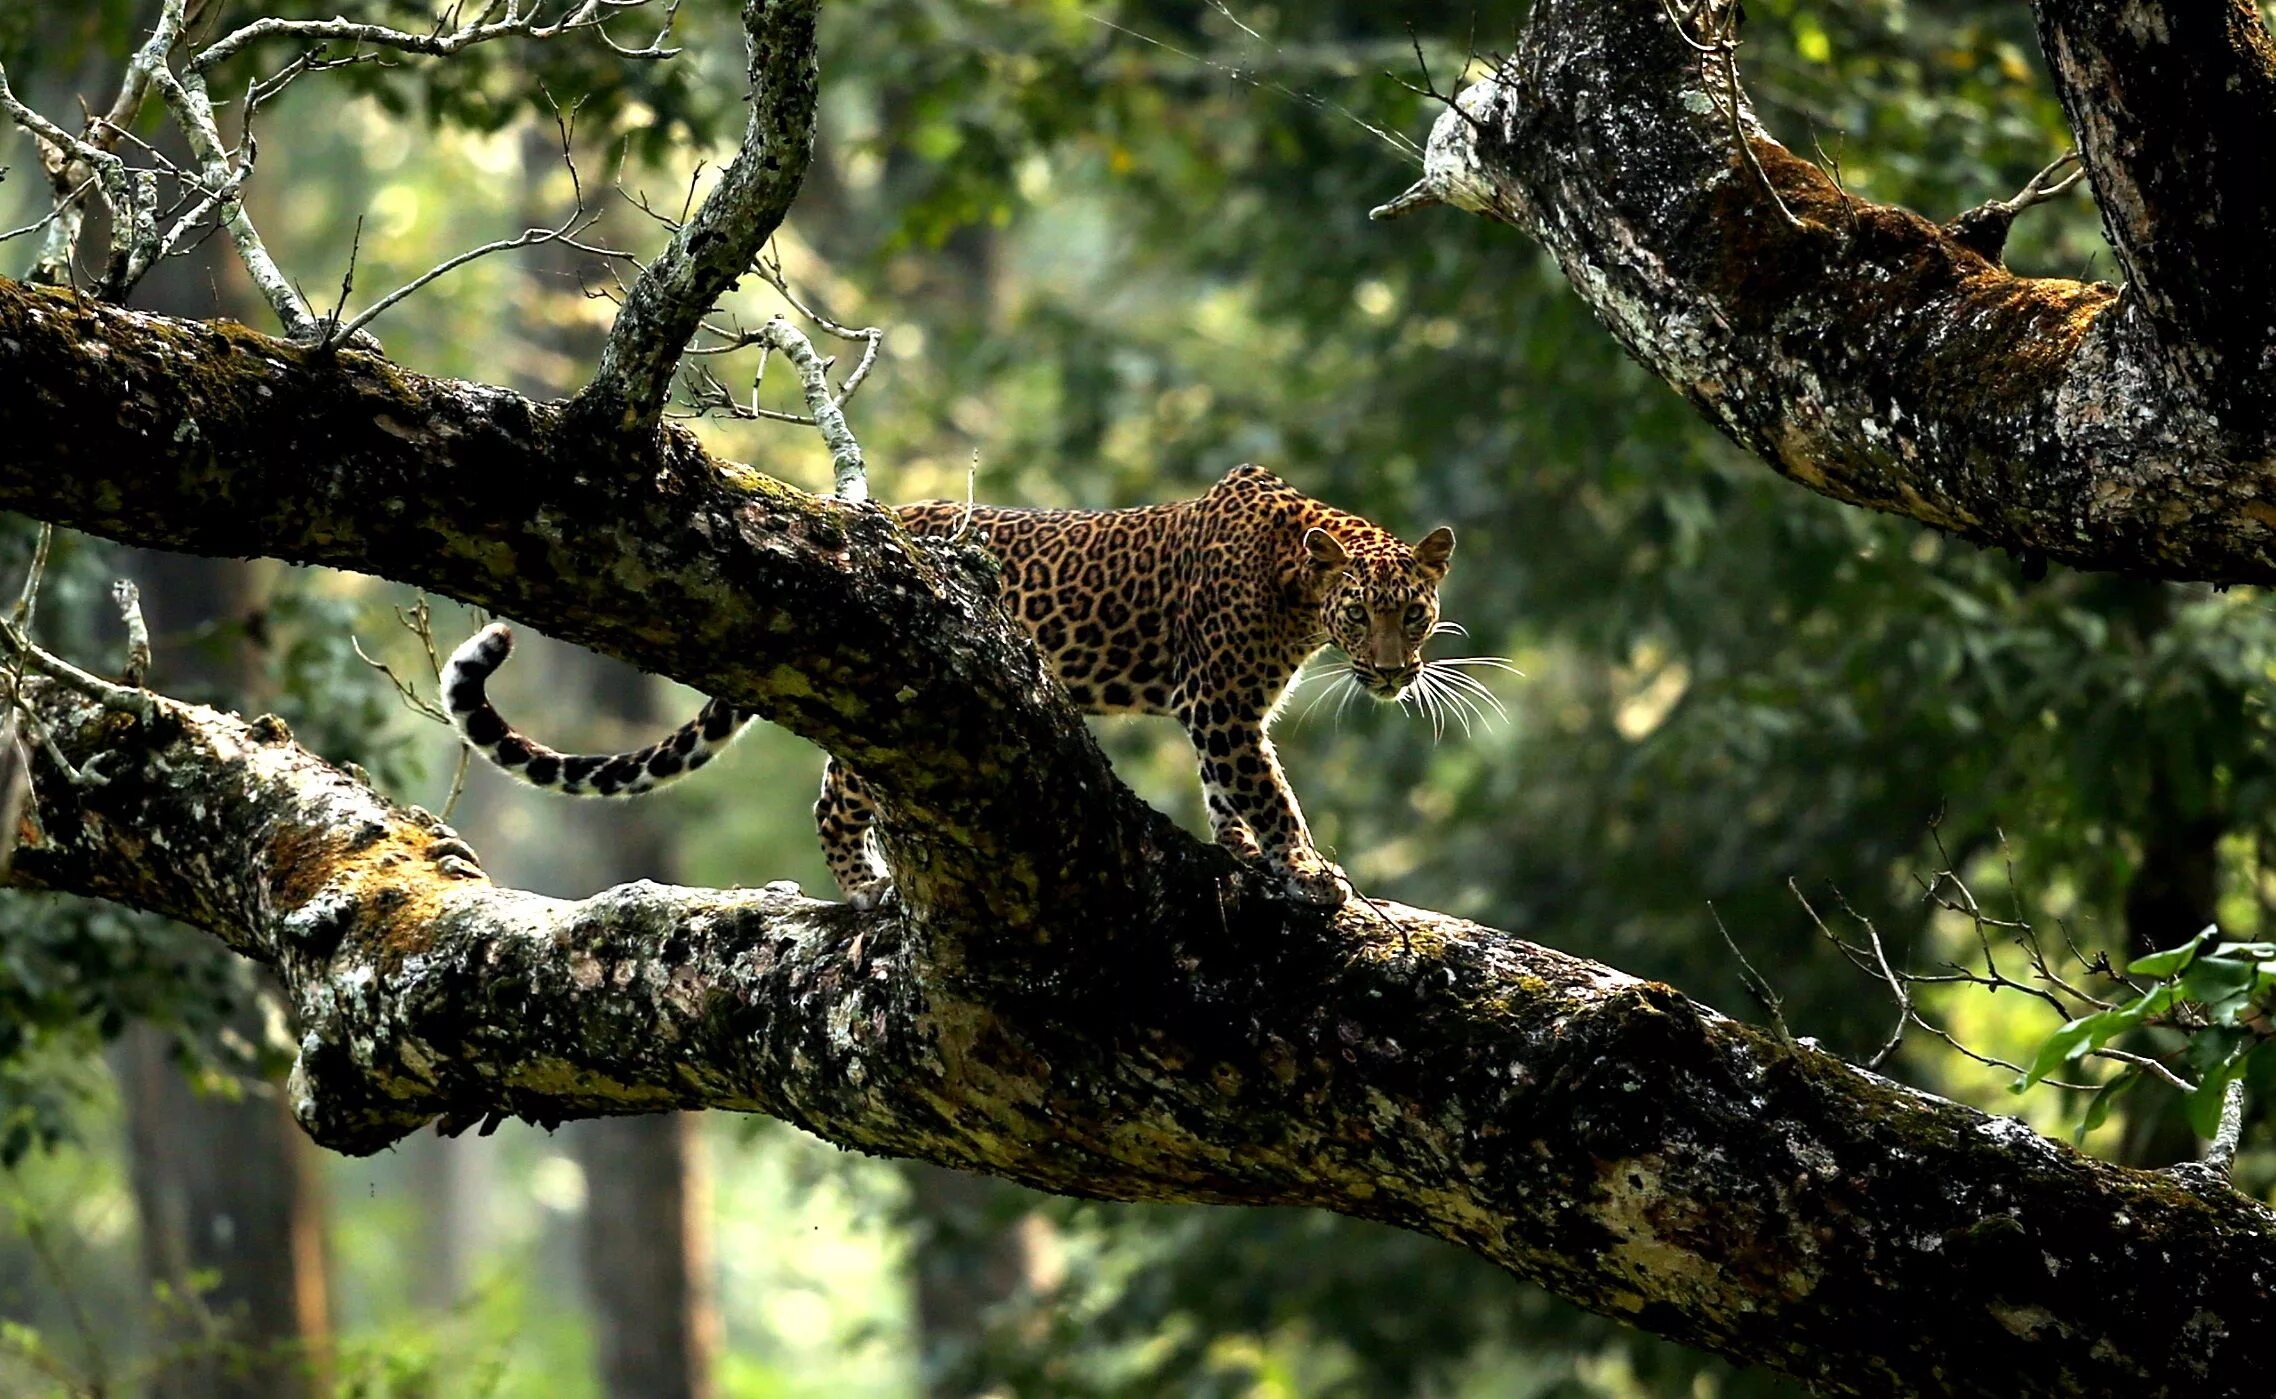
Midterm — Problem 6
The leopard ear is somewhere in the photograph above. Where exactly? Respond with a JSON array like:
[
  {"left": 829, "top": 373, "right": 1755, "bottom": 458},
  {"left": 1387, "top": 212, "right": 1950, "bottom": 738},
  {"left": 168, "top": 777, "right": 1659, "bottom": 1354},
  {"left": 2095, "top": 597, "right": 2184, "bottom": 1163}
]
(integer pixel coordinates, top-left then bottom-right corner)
[
  {"left": 1415, "top": 526, "right": 1456, "bottom": 575},
  {"left": 1304, "top": 527, "right": 1350, "bottom": 572}
]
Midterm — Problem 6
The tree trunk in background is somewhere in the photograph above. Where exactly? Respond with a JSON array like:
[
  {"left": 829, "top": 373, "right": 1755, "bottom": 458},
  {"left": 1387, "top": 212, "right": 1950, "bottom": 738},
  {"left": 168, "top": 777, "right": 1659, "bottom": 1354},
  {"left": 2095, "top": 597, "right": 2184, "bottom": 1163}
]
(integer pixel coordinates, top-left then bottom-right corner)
[
  {"left": 397, "top": 1122, "right": 494, "bottom": 1312},
  {"left": 119, "top": 553, "right": 331, "bottom": 1399},
  {"left": 563, "top": 654, "right": 719, "bottom": 1399},
  {"left": 901, "top": 1163, "right": 1050, "bottom": 1399},
  {"left": 576, "top": 1113, "right": 717, "bottom": 1399},
  {"left": 496, "top": 125, "right": 721, "bottom": 1399},
  {"left": 2122, "top": 770, "right": 2223, "bottom": 962},
  {"left": 2106, "top": 585, "right": 2228, "bottom": 1168},
  {"left": 121, "top": 1027, "right": 329, "bottom": 1399},
  {"left": 2118, "top": 767, "right": 2226, "bottom": 1168}
]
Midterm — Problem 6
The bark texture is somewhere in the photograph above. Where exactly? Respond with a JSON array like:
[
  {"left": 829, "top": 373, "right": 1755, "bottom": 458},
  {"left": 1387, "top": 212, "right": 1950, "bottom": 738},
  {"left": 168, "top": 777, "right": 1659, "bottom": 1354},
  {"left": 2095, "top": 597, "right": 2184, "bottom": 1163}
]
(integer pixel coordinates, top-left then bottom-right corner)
[
  {"left": 577, "top": 0, "right": 819, "bottom": 429},
  {"left": 1386, "top": 0, "right": 2276, "bottom": 584},
  {"left": 9, "top": 1, "right": 2276, "bottom": 1384},
  {"left": 3, "top": 634, "right": 2275, "bottom": 1397},
  {"left": 0, "top": 275, "right": 1172, "bottom": 944}
]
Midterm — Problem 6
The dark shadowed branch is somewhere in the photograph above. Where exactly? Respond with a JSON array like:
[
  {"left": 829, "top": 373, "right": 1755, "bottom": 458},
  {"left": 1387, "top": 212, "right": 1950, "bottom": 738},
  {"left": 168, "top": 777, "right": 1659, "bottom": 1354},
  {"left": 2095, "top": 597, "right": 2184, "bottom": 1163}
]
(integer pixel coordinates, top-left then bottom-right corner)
[
  {"left": 576, "top": 0, "right": 821, "bottom": 430},
  {"left": 1377, "top": 0, "right": 2276, "bottom": 586},
  {"left": 5, "top": 271, "right": 2276, "bottom": 1395},
  {"left": 3, "top": 620, "right": 2275, "bottom": 1398}
]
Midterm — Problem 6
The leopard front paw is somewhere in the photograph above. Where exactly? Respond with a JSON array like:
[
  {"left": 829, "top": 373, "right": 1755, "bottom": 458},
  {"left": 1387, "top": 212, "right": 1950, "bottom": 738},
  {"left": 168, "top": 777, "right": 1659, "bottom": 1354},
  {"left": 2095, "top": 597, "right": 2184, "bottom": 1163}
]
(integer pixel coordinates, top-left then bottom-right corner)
[
  {"left": 1214, "top": 826, "right": 1266, "bottom": 863},
  {"left": 845, "top": 877, "right": 897, "bottom": 911},
  {"left": 1275, "top": 855, "right": 1349, "bottom": 909}
]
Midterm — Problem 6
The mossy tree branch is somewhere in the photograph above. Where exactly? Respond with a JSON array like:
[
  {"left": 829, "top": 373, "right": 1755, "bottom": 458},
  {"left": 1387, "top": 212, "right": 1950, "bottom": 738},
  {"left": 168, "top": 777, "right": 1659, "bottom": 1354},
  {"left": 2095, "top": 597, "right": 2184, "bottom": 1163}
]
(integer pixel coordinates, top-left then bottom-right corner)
[
  {"left": 0, "top": 273, "right": 1163, "bottom": 944},
  {"left": 6, "top": 632, "right": 2276, "bottom": 1397},
  {"left": 576, "top": 0, "right": 820, "bottom": 431},
  {"left": 2034, "top": 0, "right": 2276, "bottom": 437},
  {"left": 1383, "top": 0, "right": 2276, "bottom": 585},
  {"left": 8, "top": 2, "right": 2276, "bottom": 1388}
]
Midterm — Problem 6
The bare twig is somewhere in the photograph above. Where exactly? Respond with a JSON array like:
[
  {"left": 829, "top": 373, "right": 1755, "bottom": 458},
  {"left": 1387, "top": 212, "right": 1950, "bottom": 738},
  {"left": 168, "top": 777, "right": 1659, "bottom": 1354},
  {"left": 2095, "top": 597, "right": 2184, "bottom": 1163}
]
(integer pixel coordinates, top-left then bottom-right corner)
[
  {"left": 752, "top": 316, "right": 867, "bottom": 501},
  {"left": 12, "top": 524, "right": 52, "bottom": 633},
  {"left": 350, "top": 635, "right": 451, "bottom": 727},
  {"left": 1845, "top": 894, "right": 1909, "bottom": 1070},
  {"left": 754, "top": 245, "right": 886, "bottom": 402},
  {"left": 0, "top": 175, "right": 98, "bottom": 247},
  {"left": 146, "top": 39, "right": 321, "bottom": 338},
  {"left": 1793, "top": 872, "right": 2112, "bottom": 1088},
  {"left": 1085, "top": 14, "right": 1424, "bottom": 163},
  {"left": 579, "top": 0, "right": 820, "bottom": 430},
  {"left": 2085, "top": 1047, "right": 2196, "bottom": 1096},
  {"left": 190, "top": 0, "right": 678, "bottom": 77},
  {"left": 1947, "top": 151, "right": 2084, "bottom": 261},
  {"left": 1657, "top": 0, "right": 1801, "bottom": 229},
  {"left": 682, "top": 244, "right": 888, "bottom": 438},
  {"left": 321, "top": 101, "right": 630, "bottom": 348},
  {"left": 352, "top": 596, "right": 473, "bottom": 816},
  {"left": 955, "top": 449, "right": 981, "bottom": 541},
  {"left": 0, "top": 714, "right": 25, "bottom": 881},
  {"left": 0, "top": 64, "right": 148, "bottom": 291},
  {"left": 1711, "top": 901, "right": 1791, "bottom": 1043}
]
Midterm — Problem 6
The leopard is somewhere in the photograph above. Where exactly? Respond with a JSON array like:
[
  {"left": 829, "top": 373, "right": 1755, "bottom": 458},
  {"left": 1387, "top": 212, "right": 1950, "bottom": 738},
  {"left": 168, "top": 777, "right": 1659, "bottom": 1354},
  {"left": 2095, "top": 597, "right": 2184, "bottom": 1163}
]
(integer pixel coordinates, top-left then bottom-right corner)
[{"left": 441, "top": 463, "right": 1458, "bottom": 910}]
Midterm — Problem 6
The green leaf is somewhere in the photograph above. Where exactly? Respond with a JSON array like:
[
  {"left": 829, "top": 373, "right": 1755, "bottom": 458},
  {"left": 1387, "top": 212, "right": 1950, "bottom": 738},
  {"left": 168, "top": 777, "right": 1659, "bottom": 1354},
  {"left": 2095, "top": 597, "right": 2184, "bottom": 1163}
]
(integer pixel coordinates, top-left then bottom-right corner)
[
  {"left": 2186, "top": 1026, "right": 2250, "bottom": 1077},
  {"left": 2127, "top": 925, "right": 2218, "bottom": 980},
  {"left": 2017, "top": 985, "right": 2180, "bottom": 1091},
  {"left": 2212, "top": 942, "right": 2276, "bottom": 961},
  {"left": 2074, "top": 1070, "right": 2139, "bottom": 1141},
  {"left": 2019, "top": 1016, "right": 2103, "bottom": 1090},
  {"left": 2180, "top": 955, "right": 2262, "bottom": 1007},
  {"left": 2185, "top": 1061, "right": 2244, "bottom": 1140}
]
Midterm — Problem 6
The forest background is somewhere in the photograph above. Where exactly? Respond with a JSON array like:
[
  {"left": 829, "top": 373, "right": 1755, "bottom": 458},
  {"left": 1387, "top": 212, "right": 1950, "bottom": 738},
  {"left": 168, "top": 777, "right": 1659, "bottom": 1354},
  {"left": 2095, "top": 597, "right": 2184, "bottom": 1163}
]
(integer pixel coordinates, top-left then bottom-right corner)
[{"left": 1, "top": 0, "right": 2267, "bottom": 1395}]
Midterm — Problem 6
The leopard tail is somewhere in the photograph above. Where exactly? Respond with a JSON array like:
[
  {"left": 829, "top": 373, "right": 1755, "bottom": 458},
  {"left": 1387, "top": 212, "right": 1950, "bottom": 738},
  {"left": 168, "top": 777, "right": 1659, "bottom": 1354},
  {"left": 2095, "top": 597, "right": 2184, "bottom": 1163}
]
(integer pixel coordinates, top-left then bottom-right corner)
[{"left": 440, "top": 623, "right": 749, "bottom": 797}]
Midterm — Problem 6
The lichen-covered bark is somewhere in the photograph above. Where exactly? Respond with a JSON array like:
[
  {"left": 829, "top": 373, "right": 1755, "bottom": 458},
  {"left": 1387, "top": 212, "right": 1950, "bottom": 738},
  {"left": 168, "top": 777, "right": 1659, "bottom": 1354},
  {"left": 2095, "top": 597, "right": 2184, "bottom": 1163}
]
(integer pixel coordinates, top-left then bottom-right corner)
[
  {"left": 0, "top": 273, "right": 1170, "bottom": 941},
  {"left": 2036, "top": 0, "right": 2276, "bottom": 436},
  {"left": 10, "top": 3, "right": 2276, "bottom": 1375},
  {"left": 1391, "top": 0, "right": 2276, "bottom": 585},
  {"left": 576, "top": 0, "right": 819, "bottom": 430},
  {"left": 11, "top": 659, "right": 2276, "bottom": 1397}
]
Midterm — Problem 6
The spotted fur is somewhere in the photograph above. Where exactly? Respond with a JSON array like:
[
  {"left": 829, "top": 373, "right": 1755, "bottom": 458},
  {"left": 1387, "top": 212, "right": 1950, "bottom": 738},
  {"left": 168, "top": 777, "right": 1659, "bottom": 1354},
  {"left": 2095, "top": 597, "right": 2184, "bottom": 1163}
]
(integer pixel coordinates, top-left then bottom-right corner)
[
  {"left": 442, "top": 624, "right": 749, "bottom": 798},
  {"left": 443, "top": 464, "right": 1455, "bottom": 910}
]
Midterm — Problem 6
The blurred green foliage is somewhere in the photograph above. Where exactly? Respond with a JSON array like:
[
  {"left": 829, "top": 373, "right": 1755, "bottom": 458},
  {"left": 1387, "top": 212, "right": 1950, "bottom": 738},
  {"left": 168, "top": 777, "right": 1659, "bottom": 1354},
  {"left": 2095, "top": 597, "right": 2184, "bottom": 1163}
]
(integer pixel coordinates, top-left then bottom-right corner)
[{"left": 3, "top": 0, "right": 2275, "bottom": 1394}]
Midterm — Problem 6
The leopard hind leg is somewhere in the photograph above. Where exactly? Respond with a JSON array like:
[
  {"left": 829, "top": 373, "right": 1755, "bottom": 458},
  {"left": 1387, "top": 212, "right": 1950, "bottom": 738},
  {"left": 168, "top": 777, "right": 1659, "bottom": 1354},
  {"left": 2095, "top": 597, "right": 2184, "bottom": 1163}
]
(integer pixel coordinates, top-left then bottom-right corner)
[{"left": 815, "top": 758, "right": 893, "bottom": 908}]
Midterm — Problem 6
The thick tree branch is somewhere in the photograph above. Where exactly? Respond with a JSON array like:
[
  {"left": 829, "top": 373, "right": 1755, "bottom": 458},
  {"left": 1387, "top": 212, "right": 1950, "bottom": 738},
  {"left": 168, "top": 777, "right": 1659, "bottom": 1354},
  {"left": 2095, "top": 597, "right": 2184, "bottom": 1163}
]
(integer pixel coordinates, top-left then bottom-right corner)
[
  {"left": 0, "top": 274, "right": 1167, "bottom": 942},
  {"left": 1383, "top": 0, "right": 2276, "bottom": 586},
  {"left": 2035, "top": 0, "right": 2276, "bottom": 434},
  {"left": 578, "top": 0, "right": 818, "bottom": 430},
  {"left": 6, "top": 643, "right": 2276, "bottom": 1397}
]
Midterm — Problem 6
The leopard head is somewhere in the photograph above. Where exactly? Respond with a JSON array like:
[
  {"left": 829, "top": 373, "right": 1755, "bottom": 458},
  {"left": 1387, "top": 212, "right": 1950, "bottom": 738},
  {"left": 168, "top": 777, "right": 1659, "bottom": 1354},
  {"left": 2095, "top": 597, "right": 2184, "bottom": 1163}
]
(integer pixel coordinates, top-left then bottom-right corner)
[{"left": 1306, "top": 524, "right": 1456, "bottom": 699}]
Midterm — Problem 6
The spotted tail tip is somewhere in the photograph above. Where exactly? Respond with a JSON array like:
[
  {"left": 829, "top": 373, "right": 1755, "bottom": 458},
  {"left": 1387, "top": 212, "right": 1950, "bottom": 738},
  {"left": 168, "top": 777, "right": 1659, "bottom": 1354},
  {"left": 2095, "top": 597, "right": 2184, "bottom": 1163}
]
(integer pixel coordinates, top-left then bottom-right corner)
[{"left": 443, "top": 623, "right": 516, "bottom": 715}]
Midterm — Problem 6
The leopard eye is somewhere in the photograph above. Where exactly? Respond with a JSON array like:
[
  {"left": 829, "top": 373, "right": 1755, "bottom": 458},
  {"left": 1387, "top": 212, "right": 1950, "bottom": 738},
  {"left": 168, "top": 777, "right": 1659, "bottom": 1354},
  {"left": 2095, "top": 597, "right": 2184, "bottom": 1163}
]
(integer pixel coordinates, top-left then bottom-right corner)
[
  {"left": 1341, "top": 604, "right": 1367, "bottom": 628},
  {"left": 1404, "top": 603, "right": 1428, "bottom": 627}
]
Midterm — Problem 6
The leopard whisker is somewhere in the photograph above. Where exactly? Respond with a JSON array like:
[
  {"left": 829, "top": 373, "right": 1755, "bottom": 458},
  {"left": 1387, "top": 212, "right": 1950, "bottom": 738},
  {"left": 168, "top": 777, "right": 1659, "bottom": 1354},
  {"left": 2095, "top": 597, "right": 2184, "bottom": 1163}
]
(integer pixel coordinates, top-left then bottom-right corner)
[
  {"left": 1428, "top": 677, "right": 1508, "bottom": 729},
  {"left": 1425, "top": 684, "right": 1455, "bottom": 743},
  {"left": 1429, "top": 655, "right": 1524, "bottom": 675},
  {"left": 1295, "top": 667, "right": 1358, "bottom": 725},
  {"left": 1413, "top": 669, "right": 1470, "bottom": 739},
  {"left": 1428, "top": 620, "right": 1469, "bottom": 639},
  {"left": 1428, "top": 674, "right": 1486, "bottom": 737},
  {"left": 1397, "top": 681, "right": 1443, "bottom": 743},
  {"left": 1420, "top": 658, "right": 1510, "bottom": 724},
  {"left": 1425, "top": 658, "right": 1506, "bottom": 700},
  {"left": 1428, "top": 665, "right": 1508, "bottom": 711}
]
